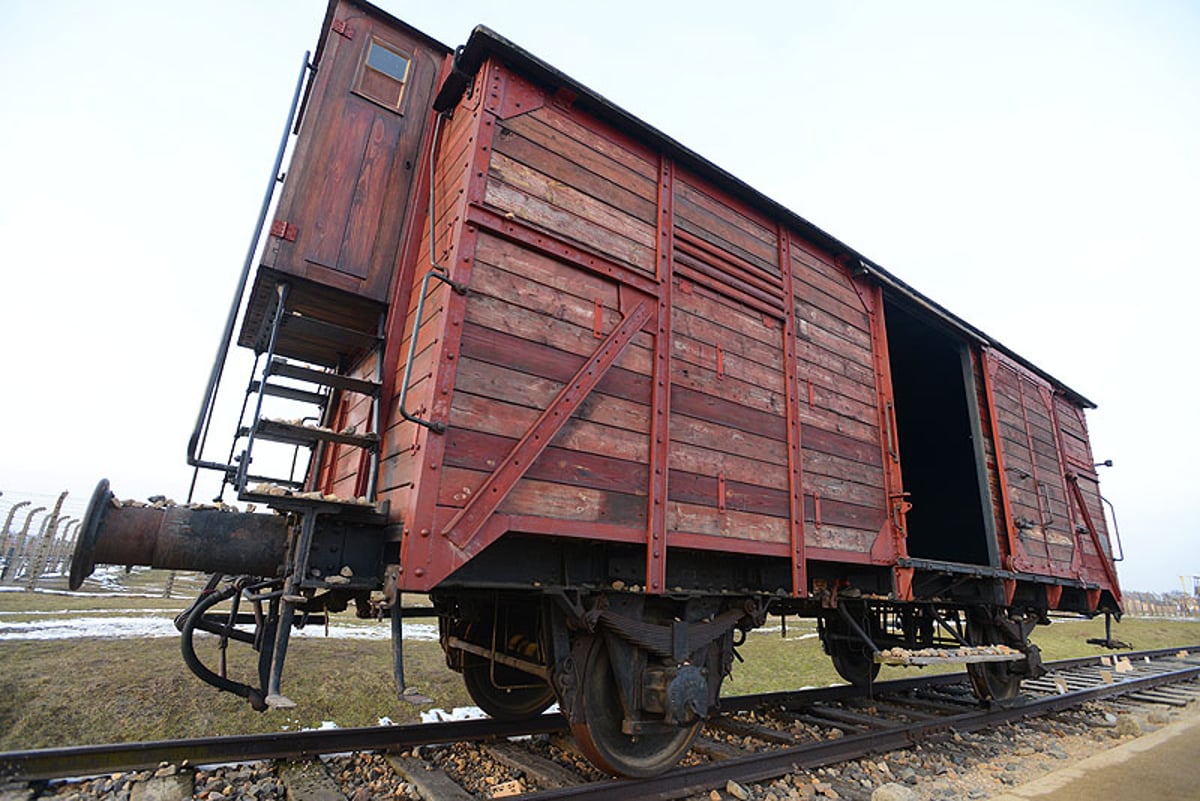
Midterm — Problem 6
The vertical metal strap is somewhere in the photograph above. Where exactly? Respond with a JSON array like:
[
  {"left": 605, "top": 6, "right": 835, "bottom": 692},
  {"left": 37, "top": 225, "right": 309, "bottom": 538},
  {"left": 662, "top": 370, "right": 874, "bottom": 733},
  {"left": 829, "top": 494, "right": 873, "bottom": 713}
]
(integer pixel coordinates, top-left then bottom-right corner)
[{"left": 646, "top": 155, "right": 675, "bottom": 595}]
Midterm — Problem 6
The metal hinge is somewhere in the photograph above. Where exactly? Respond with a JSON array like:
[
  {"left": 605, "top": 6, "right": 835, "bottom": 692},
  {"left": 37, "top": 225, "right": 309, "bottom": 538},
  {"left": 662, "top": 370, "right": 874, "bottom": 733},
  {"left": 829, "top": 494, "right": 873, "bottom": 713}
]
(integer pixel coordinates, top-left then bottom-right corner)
[
  {"left": 331, "top": 18, "right": 354, "bottom": 39},
  {"left": 269, "top": 220, "right": 298, "bottom": 242}
]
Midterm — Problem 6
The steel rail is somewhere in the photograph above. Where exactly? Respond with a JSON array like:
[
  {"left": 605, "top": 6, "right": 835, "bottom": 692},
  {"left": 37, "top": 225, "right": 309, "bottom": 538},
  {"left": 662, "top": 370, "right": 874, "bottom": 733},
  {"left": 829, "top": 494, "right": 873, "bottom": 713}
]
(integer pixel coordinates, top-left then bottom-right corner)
[
  {"left": 524, "top": 656, "right": 1200, "bottom": 800},
  {"left": 720, "top": 643, "right": 1200, "bottom": 712},
  {"left": 1, "top": 645, "right": 1195, "bottom": 784},
  {"left": 0, "top": 715, "right": 567, "bottom": 783}
]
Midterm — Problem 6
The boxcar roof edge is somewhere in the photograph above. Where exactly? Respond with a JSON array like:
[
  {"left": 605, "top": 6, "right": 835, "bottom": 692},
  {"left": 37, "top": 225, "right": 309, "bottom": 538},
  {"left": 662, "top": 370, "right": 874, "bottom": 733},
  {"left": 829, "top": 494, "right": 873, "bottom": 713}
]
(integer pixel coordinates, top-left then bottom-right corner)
[
  {"left": 319, "top": 1, "right": 1096, "bottom": 410},
  {"left": 315, "top": 0, "right": 452, "bottom": 66}
]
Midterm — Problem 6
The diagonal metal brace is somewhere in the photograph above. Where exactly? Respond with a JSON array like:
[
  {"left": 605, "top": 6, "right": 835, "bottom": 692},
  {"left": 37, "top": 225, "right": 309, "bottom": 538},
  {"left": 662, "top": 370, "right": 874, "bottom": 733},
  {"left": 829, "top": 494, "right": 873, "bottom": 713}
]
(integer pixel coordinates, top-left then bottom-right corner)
[
  {"left": 443, "top": 297, "right": 654, "bottom": 548},
  {"left": 836, "top": 603, "right": 881, "bottom": 656}
]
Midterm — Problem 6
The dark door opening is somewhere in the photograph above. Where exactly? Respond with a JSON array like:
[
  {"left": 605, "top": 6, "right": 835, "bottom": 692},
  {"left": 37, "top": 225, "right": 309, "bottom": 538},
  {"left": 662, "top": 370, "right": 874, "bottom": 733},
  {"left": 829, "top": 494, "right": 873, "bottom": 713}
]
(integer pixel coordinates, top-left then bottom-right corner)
[{"left": 884, "top": 299, "right": 996, "bottom": 567}]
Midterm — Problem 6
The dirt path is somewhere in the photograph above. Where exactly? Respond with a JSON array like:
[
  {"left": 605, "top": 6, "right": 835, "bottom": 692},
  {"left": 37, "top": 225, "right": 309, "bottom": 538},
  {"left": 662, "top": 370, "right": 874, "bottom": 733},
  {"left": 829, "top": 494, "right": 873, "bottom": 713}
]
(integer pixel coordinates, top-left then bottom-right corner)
[{"left": 994, "top": 700, "right": 1200, "bottom": 801}]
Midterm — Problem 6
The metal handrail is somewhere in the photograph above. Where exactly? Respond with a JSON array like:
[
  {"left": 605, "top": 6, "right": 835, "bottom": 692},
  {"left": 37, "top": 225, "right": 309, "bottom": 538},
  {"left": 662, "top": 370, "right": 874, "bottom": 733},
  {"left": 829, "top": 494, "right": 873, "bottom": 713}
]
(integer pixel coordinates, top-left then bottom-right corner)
[
  {"left": 397, "top": 111, "right": 466, "bottom": 434},
  {"left": 1101, "top": 494, "right": 1124, "bottom": 562},
  {"left": 398, "top": 269, "right": 463, "bottom": 434},
  {"left": 187, "top": 51, "right": 312, "bottom": 484}
]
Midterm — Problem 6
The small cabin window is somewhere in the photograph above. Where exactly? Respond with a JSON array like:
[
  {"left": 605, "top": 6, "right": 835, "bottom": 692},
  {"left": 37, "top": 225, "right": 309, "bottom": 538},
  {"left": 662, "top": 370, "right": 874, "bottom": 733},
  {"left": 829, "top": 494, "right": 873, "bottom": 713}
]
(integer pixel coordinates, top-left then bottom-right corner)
[{"left": 356, "top": 40, "right": 410, "bottom": 111}]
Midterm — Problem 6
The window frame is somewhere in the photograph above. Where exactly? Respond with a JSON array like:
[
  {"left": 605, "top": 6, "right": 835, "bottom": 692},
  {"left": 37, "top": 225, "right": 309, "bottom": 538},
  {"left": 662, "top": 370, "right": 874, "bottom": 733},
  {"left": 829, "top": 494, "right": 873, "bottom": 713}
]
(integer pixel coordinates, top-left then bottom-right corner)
[{"left": 352, "top": 37, "right": 413, "bottom": 114}]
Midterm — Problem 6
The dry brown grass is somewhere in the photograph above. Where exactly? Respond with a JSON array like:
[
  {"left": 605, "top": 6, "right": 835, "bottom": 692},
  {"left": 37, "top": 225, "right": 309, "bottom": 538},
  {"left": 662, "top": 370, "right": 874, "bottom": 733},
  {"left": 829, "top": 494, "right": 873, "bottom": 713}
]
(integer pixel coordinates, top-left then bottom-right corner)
[{"left": 2, "top": 586, "right": 1198, "bottom": 751}]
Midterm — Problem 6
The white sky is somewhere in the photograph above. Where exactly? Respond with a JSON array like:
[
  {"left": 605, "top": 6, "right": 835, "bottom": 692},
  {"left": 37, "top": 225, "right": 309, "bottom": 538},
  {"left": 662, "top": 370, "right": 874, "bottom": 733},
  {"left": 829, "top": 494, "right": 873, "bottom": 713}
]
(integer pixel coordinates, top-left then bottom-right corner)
[{"left": 0, "top": 1, "right": 1196, "bottom": 591}]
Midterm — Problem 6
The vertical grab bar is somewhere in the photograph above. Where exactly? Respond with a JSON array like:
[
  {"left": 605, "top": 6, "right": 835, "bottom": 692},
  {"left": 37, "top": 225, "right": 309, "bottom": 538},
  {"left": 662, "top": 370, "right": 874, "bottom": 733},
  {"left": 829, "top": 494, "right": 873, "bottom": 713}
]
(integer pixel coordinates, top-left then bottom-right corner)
[
  {"left": 396, "top": 111, "right": 466, "bottom": 435},
  {"left": 397, "top": 270, "right": 463, "bottom": 434}
]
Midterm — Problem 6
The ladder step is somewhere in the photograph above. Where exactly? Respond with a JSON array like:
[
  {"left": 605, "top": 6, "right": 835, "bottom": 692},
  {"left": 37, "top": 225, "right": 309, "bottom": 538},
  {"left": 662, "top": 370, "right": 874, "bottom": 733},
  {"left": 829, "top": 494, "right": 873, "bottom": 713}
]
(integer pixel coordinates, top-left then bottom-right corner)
[
  {"left": 267, "top": 359, "right": 381, "bottom": 396},
  {"left": 253, "top": 418, "right": 379, "bottom": 450},
  {"left": 250, "top": 380, "right": 328, "bottom": 406},
  {"left": 875, "top": 646, "right": 1025, "bottom": 666},
  {"left": 274, "top": 313, "right": 382, "bottom": 369},
  {"left": 238, "top": 487, "right": 389, "bottom": 523},
  {"left": 243, "top": 473, "right": 305, "bottom": 489}
]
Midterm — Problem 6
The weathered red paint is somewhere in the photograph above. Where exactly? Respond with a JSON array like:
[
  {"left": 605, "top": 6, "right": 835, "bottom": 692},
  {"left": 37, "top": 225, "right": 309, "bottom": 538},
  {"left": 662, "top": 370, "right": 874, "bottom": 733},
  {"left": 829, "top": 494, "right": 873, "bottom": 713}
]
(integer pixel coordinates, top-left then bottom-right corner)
[{"left": 285, "top": 4, "right": 1121, "bottom": 612}]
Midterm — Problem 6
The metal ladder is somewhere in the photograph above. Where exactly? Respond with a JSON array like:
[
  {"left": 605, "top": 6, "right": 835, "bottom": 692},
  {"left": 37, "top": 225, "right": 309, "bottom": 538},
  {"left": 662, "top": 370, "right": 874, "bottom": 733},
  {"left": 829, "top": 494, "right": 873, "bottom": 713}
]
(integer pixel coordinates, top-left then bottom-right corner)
[
  {"left": 227, "top": 282, "right": 386, "bottom": 511},
  {"left": 205, "top": 280, "right": 390, "bottom": 708}
]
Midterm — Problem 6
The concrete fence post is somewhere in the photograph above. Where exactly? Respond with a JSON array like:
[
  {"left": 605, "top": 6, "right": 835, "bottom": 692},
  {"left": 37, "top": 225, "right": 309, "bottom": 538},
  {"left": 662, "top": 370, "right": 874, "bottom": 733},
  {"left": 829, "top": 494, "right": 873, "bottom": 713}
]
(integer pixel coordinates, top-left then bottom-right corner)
[
  {"left": 1, "top": 500, "right": 32, "bottom": 554},
  {"left": 25, "top": 492, "right": 68, "bottom": 591},
  {"left": 45, "top": 516, "right": 76, "bottom": 577},
  {"left": 1, "top": 506, "right": 45, "bottom": 582},
  {"left": 50, "top": 518, "right": 79, "bottom": 574}
]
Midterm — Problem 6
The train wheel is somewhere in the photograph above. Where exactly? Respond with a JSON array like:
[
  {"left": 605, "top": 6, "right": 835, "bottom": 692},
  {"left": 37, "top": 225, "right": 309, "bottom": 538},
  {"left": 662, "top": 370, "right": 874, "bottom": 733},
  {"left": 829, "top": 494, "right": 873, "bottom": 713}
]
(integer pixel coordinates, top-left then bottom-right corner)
[
  {"left": 824, "top": 614, "right": 881, "bottom": 687},
  {"left": 966, "top": 659, "right": 1022, "bottom": 702},
  {"left": 829, "top": 640, "right": 882, "bottom": 687},
  {"left": 571, "top": 636, "right": 700, "bottom": 777},
  {"left": 966, "top": 619, "right": 1025, "bottom": 702},
  {"left": 462, "top": 657, "right": 556, "bottom": 720}
]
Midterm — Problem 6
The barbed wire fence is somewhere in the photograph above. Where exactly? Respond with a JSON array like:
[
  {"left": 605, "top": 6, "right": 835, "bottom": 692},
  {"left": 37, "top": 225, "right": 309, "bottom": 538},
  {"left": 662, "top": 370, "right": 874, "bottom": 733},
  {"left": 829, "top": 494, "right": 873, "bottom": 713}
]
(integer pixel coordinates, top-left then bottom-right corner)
[
  {"left": 1, "top": 490, "right": 1197, "bottom": 613},
  {"left": 1121, "top": 590, "right": 1200, "bottom": 618},
  {"left": 0, "top": 488, "right": 186, "bottom": 597}
]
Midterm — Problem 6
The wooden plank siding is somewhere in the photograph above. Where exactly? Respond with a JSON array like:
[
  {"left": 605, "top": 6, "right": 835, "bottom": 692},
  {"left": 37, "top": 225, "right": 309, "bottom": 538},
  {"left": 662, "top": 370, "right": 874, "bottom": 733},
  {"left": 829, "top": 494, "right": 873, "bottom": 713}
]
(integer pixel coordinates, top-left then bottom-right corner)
[
  {"left": 350, "top": 51, "right": 1083, "bottom": 599},
  {"left": 368, "top": 57, "right": 904, "bottom": 591},
  {"left": 484, "top": 107, "right": 659, "bottom": 276},
  {"left": 984, "top": 355, "right": 1082, "bottom": 576},
  {"left": 440, "top": 228, "right": 653, "bottom": 524},
  {"left": 1053, "top": 394, "right": 1115, "bottom": 572},
  {"left": 971, "top": 351, "right": 1010, "bottom": 564},
  {"left": 667, "top": 267, "right": 790, "bottom": 546},
  {"left": 376, "top": 92, "right": 484, "bottom": 529},
  {"left": 276, "top": 9, "right": 1120, "bottom": 610},
  {"left": 789, "top": 245, "right": 889, "bottom": 555}
]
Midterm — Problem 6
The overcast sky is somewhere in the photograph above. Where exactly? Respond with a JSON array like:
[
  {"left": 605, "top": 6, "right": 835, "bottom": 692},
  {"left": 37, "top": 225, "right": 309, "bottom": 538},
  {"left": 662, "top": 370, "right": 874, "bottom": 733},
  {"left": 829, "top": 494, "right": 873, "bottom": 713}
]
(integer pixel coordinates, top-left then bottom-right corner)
[{"left": 0, "top": 1, "right": 1196, "bottom": 592}]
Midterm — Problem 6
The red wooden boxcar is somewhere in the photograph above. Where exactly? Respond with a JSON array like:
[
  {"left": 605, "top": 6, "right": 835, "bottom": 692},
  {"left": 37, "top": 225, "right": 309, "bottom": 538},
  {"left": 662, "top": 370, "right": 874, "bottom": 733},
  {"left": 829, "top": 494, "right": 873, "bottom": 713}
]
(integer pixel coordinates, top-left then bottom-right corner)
[{"left": 72, "top": 0, "right": 1122, "bottom": 776}]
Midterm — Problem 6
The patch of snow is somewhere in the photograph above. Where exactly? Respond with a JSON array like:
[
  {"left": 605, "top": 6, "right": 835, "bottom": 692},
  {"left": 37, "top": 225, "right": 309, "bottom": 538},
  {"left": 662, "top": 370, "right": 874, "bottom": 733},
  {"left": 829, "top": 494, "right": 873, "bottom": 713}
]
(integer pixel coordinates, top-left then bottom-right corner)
[
  {"left": 752, "top": 628, "right": 820, "bottom": 641},
  {"left": 0, "top": 608, "right": 182, "bottom": 617},
  {"left": 0, "top": 586, "right": 170, "bottom": 599},
  {"left": 293, "top": 622, "right": 437, "bottom": 641},
  {"left": 0, "top": 615, "right": 437, "bottom": 642},
  {"left": 421, "top": 705, "right": 488, "bottom": 723},
  {"left": 417, "top": 703, "right": 561, "bottom": 725},
  {"left": 0, "top": 616, "right": 181, "bottom": 640}
]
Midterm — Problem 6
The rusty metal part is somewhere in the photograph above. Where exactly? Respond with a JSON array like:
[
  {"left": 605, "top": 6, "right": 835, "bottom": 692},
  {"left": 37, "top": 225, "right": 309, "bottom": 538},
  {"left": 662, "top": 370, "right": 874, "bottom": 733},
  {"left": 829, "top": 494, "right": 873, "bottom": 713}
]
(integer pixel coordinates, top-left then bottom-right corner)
[
  {"left": 0, "top": 715, "right": 568, "bottom": 783},
  {"left": 570, "top": 634, "right": 701, "bottom": 778},
  {"left": 69, "top": 479, "right": 289, "bottom": 589},
  {"left": 531, "top": 651, "right": 1200, "bottom": 800},
  {"left": 446, "top": 636, "right": 549, "bottom": 681}
]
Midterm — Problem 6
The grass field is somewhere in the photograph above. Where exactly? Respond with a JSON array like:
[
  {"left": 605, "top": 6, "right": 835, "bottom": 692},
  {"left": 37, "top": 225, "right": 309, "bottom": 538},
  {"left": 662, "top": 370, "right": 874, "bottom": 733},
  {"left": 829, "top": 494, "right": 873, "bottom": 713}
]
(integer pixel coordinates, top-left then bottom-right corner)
[{"left": 2, "top": 581, "right": 1198, "bottom": 751}]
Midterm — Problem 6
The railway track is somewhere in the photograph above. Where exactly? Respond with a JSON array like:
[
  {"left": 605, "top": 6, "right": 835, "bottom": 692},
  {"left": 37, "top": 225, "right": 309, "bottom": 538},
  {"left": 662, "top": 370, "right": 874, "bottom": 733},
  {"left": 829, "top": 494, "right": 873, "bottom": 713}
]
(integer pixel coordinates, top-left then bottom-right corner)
[{"left": 2, "top": 646, "right": 1197, "bottom": 800}]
